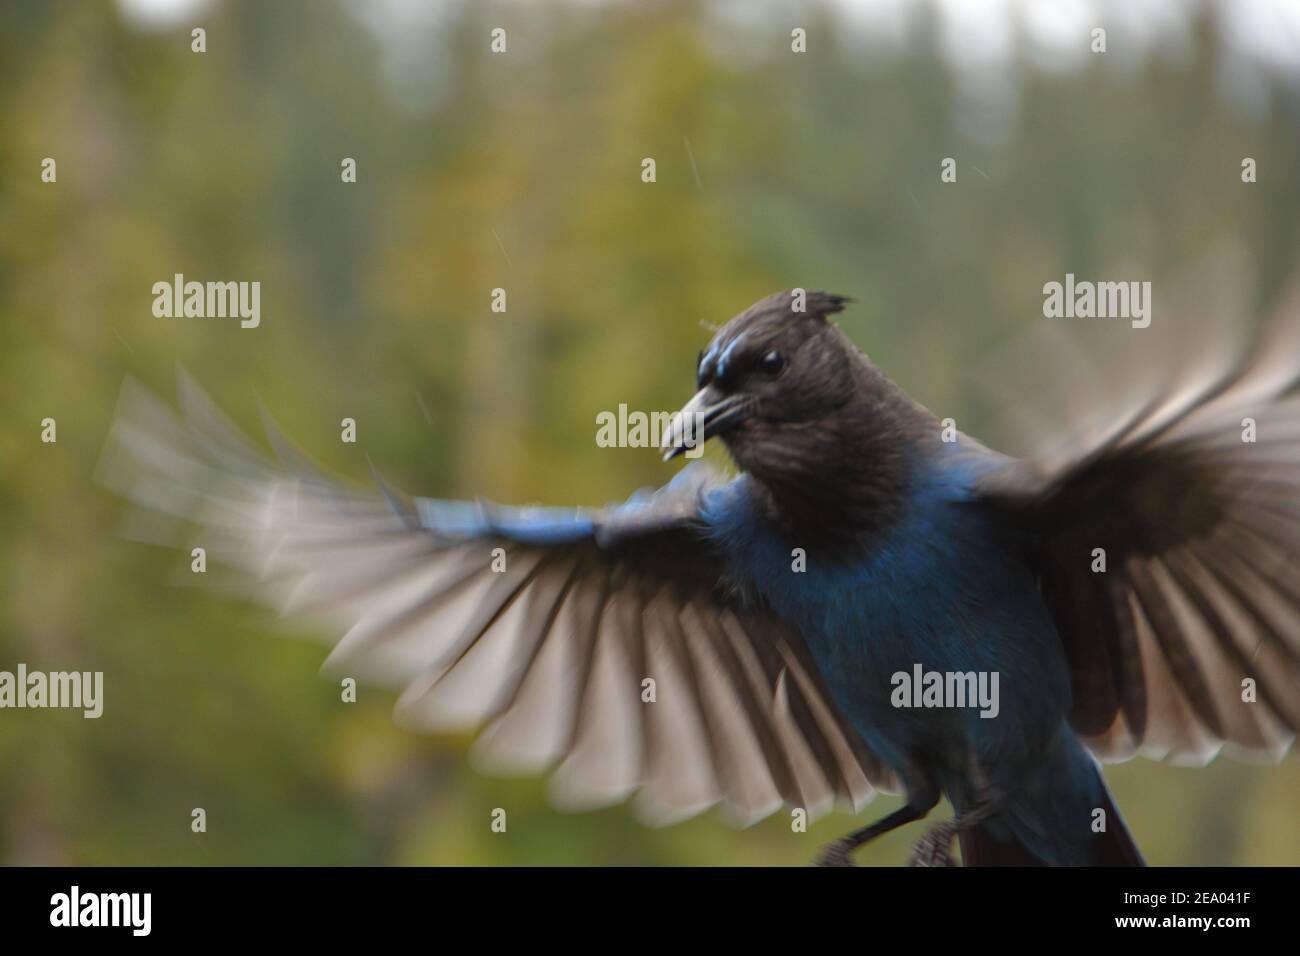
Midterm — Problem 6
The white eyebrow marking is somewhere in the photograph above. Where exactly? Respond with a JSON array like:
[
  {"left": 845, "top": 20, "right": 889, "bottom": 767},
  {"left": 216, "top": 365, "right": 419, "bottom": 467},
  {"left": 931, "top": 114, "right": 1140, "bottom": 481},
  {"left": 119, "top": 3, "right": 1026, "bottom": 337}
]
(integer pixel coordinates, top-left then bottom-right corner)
[{"left": 717, "top": 331, "right": 749, "bottom": 377}]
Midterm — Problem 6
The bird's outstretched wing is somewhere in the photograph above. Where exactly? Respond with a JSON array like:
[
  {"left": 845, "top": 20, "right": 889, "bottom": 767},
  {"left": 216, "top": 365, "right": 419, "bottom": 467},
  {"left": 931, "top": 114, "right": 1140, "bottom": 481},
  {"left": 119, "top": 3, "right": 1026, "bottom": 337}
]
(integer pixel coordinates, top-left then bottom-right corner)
[
  {"left": 97, "top": 372, "right": 894, "bottom": 826},
  {"left": 976, "top": 259, "right": 1300, "bottom": 765}
]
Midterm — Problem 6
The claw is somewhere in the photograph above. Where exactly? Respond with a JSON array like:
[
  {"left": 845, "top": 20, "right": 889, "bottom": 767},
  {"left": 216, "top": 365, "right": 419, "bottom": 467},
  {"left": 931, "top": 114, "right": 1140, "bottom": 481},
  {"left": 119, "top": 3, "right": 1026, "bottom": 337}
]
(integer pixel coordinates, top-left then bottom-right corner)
[
  {"left": 908, "top": 821, "right": 958, "bottom": 867},
  {"left": 813, "top": 840, "right": 859, "bottom": 867}
]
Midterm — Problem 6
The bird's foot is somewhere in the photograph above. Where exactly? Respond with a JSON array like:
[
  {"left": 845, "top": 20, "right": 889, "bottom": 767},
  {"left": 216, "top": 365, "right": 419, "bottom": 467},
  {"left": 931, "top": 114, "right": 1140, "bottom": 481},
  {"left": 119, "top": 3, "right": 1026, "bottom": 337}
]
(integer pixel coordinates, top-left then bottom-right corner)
[
  {"left": 812, "top": 839, "right": 859, "bottom": 867},
  {"left": 908, "top": 820, "right": 959, "bottom": 867}
]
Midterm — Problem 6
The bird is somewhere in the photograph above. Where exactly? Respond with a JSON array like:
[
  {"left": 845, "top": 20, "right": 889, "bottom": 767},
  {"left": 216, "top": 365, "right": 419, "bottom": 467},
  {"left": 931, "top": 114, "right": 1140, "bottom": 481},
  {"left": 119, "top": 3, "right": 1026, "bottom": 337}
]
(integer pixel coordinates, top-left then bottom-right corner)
[{"left": 98, "top": 287, "right": 1300, "bottom": 866}]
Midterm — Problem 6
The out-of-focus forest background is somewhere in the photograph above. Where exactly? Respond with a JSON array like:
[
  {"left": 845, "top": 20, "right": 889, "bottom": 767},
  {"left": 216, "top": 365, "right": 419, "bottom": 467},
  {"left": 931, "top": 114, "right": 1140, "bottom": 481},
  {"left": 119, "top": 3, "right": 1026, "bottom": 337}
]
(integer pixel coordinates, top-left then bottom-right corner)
[{"left": 1, "top": 0, "right": 1298, "bottom": 865}]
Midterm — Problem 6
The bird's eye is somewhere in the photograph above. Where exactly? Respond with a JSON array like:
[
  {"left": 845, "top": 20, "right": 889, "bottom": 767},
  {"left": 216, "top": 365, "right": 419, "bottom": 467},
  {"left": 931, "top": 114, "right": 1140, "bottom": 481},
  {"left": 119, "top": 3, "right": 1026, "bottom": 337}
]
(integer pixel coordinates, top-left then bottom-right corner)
[{"left": 758, "top": 349, "right": 785, "bottom": 375}]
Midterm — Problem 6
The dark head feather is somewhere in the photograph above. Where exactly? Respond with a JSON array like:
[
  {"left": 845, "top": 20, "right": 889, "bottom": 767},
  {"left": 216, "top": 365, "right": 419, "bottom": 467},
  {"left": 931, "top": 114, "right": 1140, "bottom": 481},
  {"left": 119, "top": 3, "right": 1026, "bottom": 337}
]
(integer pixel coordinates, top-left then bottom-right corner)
[{"left": 693, "top": 290, "right": 936, "bottom": 551}]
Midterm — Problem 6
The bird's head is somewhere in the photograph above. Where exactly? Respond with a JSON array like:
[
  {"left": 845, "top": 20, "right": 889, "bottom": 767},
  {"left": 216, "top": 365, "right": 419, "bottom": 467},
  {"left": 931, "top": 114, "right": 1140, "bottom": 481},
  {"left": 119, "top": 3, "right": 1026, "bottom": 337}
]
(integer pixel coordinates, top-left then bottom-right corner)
[{"left": 662, "top": 290, "right": 860, "bottom": 475}]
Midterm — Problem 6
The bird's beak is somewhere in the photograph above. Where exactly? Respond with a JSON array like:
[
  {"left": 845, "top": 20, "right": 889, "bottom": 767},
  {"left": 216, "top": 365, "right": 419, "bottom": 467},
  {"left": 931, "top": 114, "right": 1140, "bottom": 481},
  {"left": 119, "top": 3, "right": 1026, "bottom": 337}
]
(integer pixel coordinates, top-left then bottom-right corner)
[{"left": 661, "top": 388, "right": 750, "bottom": 461}]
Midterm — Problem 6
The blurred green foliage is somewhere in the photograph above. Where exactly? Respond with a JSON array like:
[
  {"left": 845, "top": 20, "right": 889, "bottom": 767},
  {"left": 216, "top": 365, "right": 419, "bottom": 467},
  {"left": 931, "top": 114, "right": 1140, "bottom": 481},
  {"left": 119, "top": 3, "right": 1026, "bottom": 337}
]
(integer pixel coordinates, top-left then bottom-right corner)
[{"left": 0, "top": 0, "right": 1297, "bottom": 864}]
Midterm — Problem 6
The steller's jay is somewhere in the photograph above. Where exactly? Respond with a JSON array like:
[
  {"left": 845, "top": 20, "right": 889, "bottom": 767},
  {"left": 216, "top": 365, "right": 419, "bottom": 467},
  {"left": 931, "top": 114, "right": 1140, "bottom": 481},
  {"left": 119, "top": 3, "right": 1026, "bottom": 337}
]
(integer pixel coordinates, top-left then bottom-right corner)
[{"left": 100, "top": 289, "right": 1300, "bottom": 865}]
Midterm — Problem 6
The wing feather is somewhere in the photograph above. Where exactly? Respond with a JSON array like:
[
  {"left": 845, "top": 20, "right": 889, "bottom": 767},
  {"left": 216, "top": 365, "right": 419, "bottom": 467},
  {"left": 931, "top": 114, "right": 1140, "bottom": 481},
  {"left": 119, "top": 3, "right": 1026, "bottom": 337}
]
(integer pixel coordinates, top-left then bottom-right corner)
[
  {"left": 98, "top": 375, "right": 892, "bottom": 827},
  {"left": 977, "top": 264, "right": 1300, "bottom": 764}
]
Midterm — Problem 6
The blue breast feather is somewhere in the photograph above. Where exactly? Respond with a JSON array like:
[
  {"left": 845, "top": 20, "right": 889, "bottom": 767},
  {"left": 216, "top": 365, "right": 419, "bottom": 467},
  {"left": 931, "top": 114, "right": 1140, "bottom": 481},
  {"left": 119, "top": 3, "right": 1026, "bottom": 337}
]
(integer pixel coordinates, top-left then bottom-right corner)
[{"left": 701, "top": 454, "right": 1072, "bottom": 783}]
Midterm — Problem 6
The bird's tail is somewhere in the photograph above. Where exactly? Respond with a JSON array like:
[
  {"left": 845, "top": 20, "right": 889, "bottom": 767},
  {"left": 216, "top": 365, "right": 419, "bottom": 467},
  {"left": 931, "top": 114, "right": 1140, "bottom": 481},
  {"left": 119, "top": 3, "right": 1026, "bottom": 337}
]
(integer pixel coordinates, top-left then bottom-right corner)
[
  {"left": 957, "top": 783, "right": 1144, "bottom": 866},
  {"left": 956, "top": 730, "right": 1145, "bottom": 866}
]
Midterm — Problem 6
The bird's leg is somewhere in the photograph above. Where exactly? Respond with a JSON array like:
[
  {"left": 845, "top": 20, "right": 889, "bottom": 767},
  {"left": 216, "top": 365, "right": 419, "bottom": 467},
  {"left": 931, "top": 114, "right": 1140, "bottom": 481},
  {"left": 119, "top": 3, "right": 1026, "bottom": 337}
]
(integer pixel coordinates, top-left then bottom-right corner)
[
  {"left": 814, "top": 788, "right": 940, "bottom": 867},
  {"left": 908, "top": 791, "right": 1002, "bottom": 867}
]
